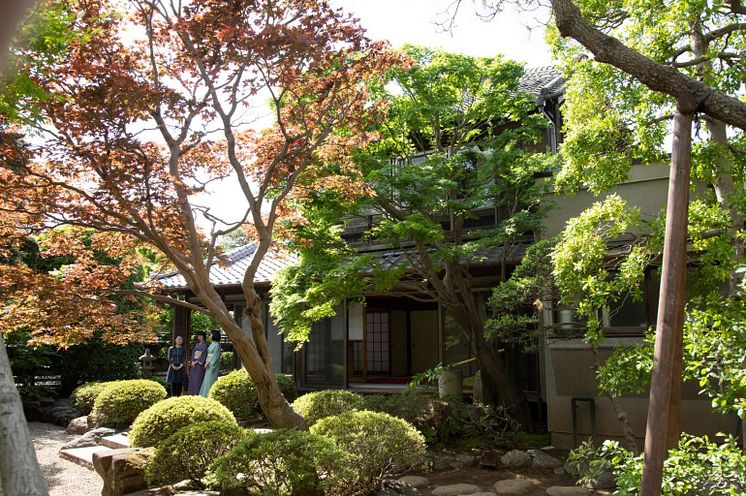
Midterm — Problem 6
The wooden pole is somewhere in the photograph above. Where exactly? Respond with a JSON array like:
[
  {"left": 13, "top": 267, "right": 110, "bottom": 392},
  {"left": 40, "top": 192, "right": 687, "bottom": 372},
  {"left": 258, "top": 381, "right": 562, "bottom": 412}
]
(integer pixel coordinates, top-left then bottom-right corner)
[{"left": 639, "top": 105, "right": 693, "bottom": 496}]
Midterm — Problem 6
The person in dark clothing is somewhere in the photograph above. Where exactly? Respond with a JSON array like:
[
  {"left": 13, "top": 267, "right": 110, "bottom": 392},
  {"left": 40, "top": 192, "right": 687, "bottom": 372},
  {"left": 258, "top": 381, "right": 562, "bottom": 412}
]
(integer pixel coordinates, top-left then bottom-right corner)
[{"left": 166, "top": 335, "right": 186, "bottom": 396}]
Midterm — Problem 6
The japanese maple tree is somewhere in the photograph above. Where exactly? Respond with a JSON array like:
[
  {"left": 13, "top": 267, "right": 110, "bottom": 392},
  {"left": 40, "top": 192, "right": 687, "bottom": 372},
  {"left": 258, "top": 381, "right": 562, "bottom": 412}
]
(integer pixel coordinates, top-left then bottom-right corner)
[{"left": 1, "top": 0, "right": 395, "bottom": 429}]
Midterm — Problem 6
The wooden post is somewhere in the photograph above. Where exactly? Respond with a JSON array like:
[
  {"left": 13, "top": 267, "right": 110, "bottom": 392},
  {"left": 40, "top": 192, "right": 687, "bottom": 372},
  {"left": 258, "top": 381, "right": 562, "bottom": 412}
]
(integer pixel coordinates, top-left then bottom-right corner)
[{"left": 639, "top": 106, "right": 693, "bottom": 496}]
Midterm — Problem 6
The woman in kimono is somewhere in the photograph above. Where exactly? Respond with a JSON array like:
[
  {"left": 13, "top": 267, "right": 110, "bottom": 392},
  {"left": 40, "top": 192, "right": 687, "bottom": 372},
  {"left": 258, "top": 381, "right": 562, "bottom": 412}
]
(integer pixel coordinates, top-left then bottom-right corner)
[
  {"left": 186, "top": 331, "right": 208, "bottom": 395},
  {"left": 199, "top": 329, "right": 222, "bottom": 397},
  {"left": 166, "top": 335, "right": 186, "bottom": 396}
]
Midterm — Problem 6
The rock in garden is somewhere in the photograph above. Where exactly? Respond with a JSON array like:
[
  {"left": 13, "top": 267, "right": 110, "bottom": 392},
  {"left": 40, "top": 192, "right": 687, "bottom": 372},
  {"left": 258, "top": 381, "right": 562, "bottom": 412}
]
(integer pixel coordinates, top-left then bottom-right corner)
[
  {"left": 471, "top": 493, "right": 497, "bottom": 496},
  {"left": 545, "top": 486, "right": 590, "bottom": 496},
  {"left": 553, "top": 467, "right": 566, "bottom": 475},
  {"left": 377, "top": 480, "right": 421, "bottom": 496},
  {"left": 479, "top": 450, "right": 499, "bottom": 468},
  {"left": 62, "top": 427, "right": 117, "bottom": 449},
  {"left": 493, "top": 479, "right": 535, "bottom": 495},
  {"left": 398, "top": 476, "right": 430, "bottom": 488},
  {"left": 92, "top": 447, "right": 155, "bottom": 496},
  {"left": 432, "top": 483, "right": 482, "bottom": 496},
  {"left": 66, "top": 416, "right": 90, "bottom": 435},
  {"left": 585, "top": 471, "right": 615, "bottom": 490},
  {"left": 500, "top": 449, "right": 531, "bottom": 468},
  {"left": 528, "top": 449, "right": 562, "bottom": 469},
  {"left": 563, "top": 461, "right": 582, "bottom": 476},
  {"left": 452, "top": 453, "right": 475, "bottom": 468}
]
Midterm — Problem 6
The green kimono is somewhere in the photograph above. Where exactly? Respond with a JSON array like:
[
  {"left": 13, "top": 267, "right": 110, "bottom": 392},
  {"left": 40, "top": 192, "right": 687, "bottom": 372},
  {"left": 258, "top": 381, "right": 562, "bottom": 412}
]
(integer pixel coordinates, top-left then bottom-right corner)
[{"left": 198, "top": 341, "right": 221, "bottom": 397}]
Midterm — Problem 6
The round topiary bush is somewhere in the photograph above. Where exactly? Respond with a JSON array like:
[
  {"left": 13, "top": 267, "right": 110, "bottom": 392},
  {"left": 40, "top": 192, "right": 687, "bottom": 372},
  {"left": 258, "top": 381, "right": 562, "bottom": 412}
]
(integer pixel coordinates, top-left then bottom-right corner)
[
  {"left": 209, "top": 370, "right": 298, "bottom": 419},
  {"left": 311, "top": 410, "right": 427, "bottom": 494},
  {"left": 70, "top": 381, "right": 115, "bottom": 414},
  {"left": 208, "top": 369, "right": 258, "bottom": 420},
  {"left": 145, "top": 421, "right": 246, "bottom": 488},
  {"left": 129, "top": 395, "right": 237, "bottom": 448},
  {"left": 204, "top": 429, "right": 350, "bottom": 495},
  {"left": 290, "top": 390, "right": 364, "bottom": 426},
  {"left": 90, "top": 379, "right": 166, "bottom": 429}
]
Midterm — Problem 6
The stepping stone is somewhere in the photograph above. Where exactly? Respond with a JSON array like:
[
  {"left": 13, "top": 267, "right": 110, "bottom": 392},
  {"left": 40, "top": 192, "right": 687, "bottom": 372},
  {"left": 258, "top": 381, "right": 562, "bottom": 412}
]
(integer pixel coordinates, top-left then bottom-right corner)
[
  {"left": 471, "top": 493, "right": 497, "bottom": 496},
  {"left": 500, "top": 449, "right": 531, "bottom": 468},
  {"left": 432, "top": 483, "right": 482, "bottom": 496},
  {"left": 100, "top": 433, "right": 130, "bottom": 449},
  {"left": 529, "top": 449, "right": 562, "bottom": 469},
  {"left": 398, "top": 476, "right": 430, "bottom": 488},
  {"left": 59, "top": 446, "right": 114, "bottom": 469},
  {"left": 546, "top": 487, "right": 590, "bottom": 496},
  {"left": 493, "top": 479, "right": 535, "bottom": 495}
]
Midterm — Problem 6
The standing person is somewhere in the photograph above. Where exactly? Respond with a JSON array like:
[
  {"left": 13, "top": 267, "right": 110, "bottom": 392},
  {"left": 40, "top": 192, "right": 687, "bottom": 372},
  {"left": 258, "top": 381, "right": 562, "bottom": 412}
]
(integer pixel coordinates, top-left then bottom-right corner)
[
  {"left": 166, "top": 335, "right": 186, "bottom": 396},
  {"left": 199, "top": 330, "right": 223, "bottom": 397},
  {"left": 187, "top": 331, "right": 208, "bottom": 395}
]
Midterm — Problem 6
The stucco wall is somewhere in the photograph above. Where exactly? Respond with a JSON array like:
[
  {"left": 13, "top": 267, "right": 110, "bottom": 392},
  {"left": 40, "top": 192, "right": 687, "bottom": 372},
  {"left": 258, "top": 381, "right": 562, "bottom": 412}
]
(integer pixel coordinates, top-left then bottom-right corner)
[{"left": 545, "top": 338, "right": 738, "bottom": 449}]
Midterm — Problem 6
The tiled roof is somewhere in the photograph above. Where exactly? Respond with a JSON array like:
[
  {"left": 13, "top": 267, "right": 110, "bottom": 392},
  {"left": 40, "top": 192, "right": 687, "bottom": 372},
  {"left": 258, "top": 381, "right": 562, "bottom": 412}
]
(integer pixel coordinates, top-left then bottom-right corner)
[
  {"left": 519, "top": 66, "right": 564, "bottom": 99},
  {"left": 364, "top": 241, "right": 531, "bottom": 273},
  {"left": 152, "top": 241, "right": 529, "bottom": 291},
  {"left": 153, "top": 244, "right": 298, "bottom": 291}
]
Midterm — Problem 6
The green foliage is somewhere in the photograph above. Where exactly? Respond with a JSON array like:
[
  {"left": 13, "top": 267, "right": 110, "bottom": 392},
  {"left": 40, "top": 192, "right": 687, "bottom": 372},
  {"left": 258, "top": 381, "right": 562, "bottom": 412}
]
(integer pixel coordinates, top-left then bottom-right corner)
[
  {"left": 271, "top": 46, "right": 553, "bottom": 346},
  {"left": 90, "top": 379, "right": 166, "bottom": 429},
  {"left": 599, "top": 296, "right": 746, "bottom": 417},
  {"left": 208, "top": 369, "right": 297, "bottom": 420},
  {"left": 552, "top": 195, "right": 651, "bottom": 343},
  {"left": 208, "top": 369, "right": 258, "bottom": 420},
  {"left": 487, "top": 239, "right": 559, "bottom": 351},
  {"left": 129, "top": 395, "right": 237, "bottom": 448},
  {"left": 311, "top": 410, "right": 427, "bottom": 494},
  {"left": 204, "top": 430, "right": 350, "bottom": 495},
  {"left": 290, "top": 390, "right": 365, "bottom": 426},
  {"left": 70, "top": 381, "right": 116, "bottom": 414},
  {"left": 568, "top": 435, "right": 746, "bottom": 495},
  {"left": 145, "top": 421, "right": 246, "bottom": 488}
]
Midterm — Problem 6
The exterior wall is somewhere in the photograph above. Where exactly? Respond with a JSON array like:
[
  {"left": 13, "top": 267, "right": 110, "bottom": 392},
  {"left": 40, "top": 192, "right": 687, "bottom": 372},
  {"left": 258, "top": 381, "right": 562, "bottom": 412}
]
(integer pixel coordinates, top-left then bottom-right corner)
[
  {"left": 545, "top": 338, "right": 738, "bottom": 449},
  {"left": 540, "top": 163, "right": 738, "bottom": 448},
  {"left": 541, "top": 163, "right": 671, "bottom": 239},
  {"left": 391, "top": 310, "right": 408, "bottom": 377}
]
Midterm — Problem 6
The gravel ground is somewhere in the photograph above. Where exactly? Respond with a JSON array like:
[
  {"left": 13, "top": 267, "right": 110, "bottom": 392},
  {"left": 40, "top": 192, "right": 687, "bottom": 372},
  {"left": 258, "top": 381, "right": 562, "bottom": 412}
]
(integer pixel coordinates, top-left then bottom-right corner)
[{"left": 28, "top": 422, "right": 103, "bottom": 496}]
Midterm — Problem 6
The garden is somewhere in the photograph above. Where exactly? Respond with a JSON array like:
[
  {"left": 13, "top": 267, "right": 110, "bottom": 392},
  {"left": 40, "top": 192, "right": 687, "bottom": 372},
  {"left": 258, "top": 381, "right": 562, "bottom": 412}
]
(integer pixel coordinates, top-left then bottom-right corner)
[{"left": 51, "top": 372, "right": 585, "bottom": 496}]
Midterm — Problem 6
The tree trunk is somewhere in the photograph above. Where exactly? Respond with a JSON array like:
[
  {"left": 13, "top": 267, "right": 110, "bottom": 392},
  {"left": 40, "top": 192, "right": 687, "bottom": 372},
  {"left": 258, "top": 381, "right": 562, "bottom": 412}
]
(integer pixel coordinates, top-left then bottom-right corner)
[
  {"left": 0, "top": 334, "right": 48, "bottom": 496},
  {"left": 184, "top": 273, "right": 306, "bottom": 430},
  {"left": 639, "top": 104, "right": 693, "bottom": 496},
  {"left": 470, "top": 322, "right": 533, "bottom": 429}
]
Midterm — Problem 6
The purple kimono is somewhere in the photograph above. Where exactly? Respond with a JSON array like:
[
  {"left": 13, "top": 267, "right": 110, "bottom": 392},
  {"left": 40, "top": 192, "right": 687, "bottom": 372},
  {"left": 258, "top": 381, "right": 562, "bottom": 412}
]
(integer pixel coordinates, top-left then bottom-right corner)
[{"left": 187, "top": 341, "right": 208, "bottom": 395}]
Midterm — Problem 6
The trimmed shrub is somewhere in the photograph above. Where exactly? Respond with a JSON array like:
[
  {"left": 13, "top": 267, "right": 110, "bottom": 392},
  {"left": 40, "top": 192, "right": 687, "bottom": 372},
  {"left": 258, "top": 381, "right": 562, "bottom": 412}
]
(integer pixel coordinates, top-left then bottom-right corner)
[
  {"left": 70, "top": 381, "right": 115, "bottom": 414},
  {"left": 291, "top": 390, "right": 364, "bottom": 426},
  {"left": 275, "top": 374, "right": 297, "bottom": 403},
  {"left": 209, "top": 370, "right": 298, "bottom": 419},
  {"left": 208, "top": 369, "right": 257, "bottom": 419},
  {"left": 311, "top": 410, "right": 427, "bottom": 494},
  {"left": 145, "top": 421, "right": 246, "bottom": 488},
  {"left": 204, "top": 429, "right": 350, "bottom": 495},
  {"left": 90, "top": 379, "right": 166, "bottom": 429},
  {"left": 130, "top": 395, "right": 237, "bottom": 448}
]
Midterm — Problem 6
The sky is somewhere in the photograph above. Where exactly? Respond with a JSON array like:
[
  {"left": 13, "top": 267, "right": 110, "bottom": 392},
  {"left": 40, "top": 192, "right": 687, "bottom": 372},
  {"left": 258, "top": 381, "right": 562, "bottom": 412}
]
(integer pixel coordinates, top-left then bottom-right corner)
[
  {"left": 336, "top": 0, "right": 553, "bottom": 67},
  {"left": 199, "top": 0, "right": 555, "bottom": 232}
]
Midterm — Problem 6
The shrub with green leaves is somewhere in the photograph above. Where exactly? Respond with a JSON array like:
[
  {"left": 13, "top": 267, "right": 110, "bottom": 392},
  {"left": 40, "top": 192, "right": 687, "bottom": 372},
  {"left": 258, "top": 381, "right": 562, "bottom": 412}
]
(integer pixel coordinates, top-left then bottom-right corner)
[
  {"left": 208, "top": 369, "right": 258, "bottom": 419},
  {"left": 311, "top": 410, "right": 427, "bottom": 494},
  {"left": 568, "top": 435, "right": 746, "bottom": 495},
  {"left": 209, "top": 369, "right": 298, "bottom": 419},
  {"left": 145, "top": 421, "right": 246, "bottom": 488},
  {"left": 70, "top": 381, "right": 115, "bottom": 414},
  {"left": 204, "top": 429, "right": 350, "bottom": 495},
  {"left": 90, "top": 379, "right": 166, "bottom": 429},
  {"left": 291, "top": 389, "right": 364, "bottom": 426},
  {"left": 129, "top": 395, "right": 237, "bottom": 448}
]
